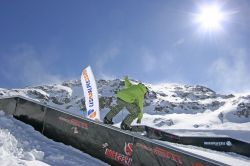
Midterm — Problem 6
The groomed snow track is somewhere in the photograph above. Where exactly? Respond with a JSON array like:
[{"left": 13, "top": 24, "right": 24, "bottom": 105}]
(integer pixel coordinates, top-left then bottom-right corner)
[{"left": 0, "top": 96, "right": 226, "bottom": 166}]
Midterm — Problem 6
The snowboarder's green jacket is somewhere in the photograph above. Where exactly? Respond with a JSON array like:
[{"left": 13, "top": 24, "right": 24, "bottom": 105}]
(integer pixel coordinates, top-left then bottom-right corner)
[{"left": 117, "top": 76, "right": 148, "bottom": 121}]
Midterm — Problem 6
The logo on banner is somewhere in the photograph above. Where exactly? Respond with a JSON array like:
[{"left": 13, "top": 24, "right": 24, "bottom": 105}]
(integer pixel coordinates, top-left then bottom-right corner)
[
  {"left": 192, "top": 162, "right": 205, "bottom": 166},
  {"left": 82, "top": 69, "right": 97, "bottom": 119},
  {"left": 204, "top": 141, "right": 232, "bottom": 147},
  {"left": 59, "top": 116, "right": 88, "bottom": 130},
  {"left": 136, "top": 143, "right": 183, "bottom": 165},
  {"left": 81, "top": 66, "right": 100, "bottom": 120},
  {"left": 226, "top": 141, "right": 232, "bottom": 146},
  {"left": 103, "top": 142, "right": 133, "bottom": 166},
  {"left": 124, "top": 142, "right": 133, "bottom": 157}
]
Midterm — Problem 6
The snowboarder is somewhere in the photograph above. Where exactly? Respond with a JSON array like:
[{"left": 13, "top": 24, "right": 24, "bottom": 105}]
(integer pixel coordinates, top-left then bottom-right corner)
[{"left": 104, "top": 76, "right": 149, "bottom": 130}]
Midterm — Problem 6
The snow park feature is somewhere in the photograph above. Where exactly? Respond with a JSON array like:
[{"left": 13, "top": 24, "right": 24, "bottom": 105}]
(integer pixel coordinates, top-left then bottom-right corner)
[
  {"left": 0, "top": 79, "right": 250, "bottom": 165},
  {"left": 0, "top": 96, "right": 224, "bottom": 166},
  {"left": 0, "top": 95, "right": 249, "bottom": 166}
]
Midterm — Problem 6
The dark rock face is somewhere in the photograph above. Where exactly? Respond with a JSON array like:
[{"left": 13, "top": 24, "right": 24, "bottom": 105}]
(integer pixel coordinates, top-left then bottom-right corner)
[
  {"left": 173, "top": 85, "right": 216, "bottom": 100},
  {"left": 153, "top": 118, "right": 174, "bottom": 127},
  {"left": 207, "top": 101, "right": 226, "bottom": 111},
  {"left": 51, "top": 97, "right": 64, "bottom": 105},
  {"left": 99, "top": 97, "right": 113, "bottom": 109},
  {"left": 224, "top": 94, "right": 235, "bottom": 99},
  {"left": 27, "top": 90, "right": 49, "bottom": 101},
  {"left": 62, "top": 80, "right": 81, "bottom": 87},
  {"left": 236, "top": 103, "right": 250, "bottom": 118}
]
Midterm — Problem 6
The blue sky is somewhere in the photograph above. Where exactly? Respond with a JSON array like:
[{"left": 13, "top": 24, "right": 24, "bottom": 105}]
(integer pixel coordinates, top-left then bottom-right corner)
[{"left": 0, "top": 0, "right": 250, "bottom": 93}]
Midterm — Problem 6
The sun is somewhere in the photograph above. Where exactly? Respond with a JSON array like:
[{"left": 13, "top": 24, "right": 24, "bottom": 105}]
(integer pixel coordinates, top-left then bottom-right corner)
[{"left": 195, "top": 5, "right": 225, "bottom": 32}]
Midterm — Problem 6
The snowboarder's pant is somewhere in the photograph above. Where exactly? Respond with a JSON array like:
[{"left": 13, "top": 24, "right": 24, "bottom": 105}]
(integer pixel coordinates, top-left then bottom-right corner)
[{"left": 105, "top": 98, "right": 140, "bottom": 127}]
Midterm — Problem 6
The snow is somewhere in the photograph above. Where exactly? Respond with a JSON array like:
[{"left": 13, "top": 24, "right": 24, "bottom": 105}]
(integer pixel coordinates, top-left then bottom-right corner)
[{"left": 0, "top": 111, "right": 109, "bottom": 166}]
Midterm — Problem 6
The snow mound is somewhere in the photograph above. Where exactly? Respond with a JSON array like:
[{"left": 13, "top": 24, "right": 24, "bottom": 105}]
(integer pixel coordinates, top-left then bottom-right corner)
[{"left": 0, "top": 111, "right": 108, "bottom": 166}]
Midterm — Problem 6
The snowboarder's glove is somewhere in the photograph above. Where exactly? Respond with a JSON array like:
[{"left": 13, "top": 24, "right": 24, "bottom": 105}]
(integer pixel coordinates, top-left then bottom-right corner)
[{"left": 136, "top": 119, "right": 141, "bottom": 124}]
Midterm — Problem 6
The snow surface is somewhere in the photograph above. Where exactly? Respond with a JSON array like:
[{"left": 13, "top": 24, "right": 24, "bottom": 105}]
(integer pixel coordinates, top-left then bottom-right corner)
[{"left": 0, "top": 111, "right": 109, "bottom": 166}]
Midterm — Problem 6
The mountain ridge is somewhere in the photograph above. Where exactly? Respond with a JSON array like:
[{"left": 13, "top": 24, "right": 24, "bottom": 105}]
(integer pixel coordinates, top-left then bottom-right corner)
[{"left": 0, "top": 79, "right": 249, "bottom": 132}]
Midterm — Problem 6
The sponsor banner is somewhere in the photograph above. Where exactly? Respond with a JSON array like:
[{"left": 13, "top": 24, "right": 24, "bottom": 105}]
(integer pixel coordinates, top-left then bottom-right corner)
[{"left": 81, "top": 66, "right": 100, "bottom": 120}]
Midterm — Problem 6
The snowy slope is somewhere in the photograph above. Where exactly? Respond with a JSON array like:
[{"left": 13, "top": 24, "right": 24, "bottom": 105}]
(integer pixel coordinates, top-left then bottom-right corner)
[
  {"left": 0, "top": 79, "right": 250, "bottom": 165},
  {"left": 0, "top": 111, "right": 108, "bottom": 166}
]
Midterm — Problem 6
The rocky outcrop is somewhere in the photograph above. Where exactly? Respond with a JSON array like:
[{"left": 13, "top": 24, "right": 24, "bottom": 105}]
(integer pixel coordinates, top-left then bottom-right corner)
[{"left": 236, "top": 102, "right": 250, "bottom": 118}]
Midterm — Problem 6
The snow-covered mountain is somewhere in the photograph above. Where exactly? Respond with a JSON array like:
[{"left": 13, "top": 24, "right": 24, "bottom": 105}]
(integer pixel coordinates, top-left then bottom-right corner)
[
  {"left": 1, "top": 79, "right": 250, "bottom": 165},
  {"left": 1, "top": 79, "right": 250, "bottom": 134}
]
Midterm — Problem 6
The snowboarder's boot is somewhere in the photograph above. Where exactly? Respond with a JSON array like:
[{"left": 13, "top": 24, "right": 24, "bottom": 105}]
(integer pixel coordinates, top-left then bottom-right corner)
[
  {"left": 104, "top": 117, "right": 114, "bottom": 125},
  {"left": 121, "top": 122, "right": 132, "bottom": 131}
]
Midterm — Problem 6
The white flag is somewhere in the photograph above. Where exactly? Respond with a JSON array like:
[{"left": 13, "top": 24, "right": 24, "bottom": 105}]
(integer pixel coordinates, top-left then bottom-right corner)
[{"left": 81, "top": 66, "right": 100, "bottom": 120}]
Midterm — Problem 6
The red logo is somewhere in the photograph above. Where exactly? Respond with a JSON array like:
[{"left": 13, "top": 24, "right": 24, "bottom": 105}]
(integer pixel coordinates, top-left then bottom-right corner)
[
  {"left": 104, "top": 142, "right": 133, "bottom": 166},
  {"left": 59, "top": 116, "right": 88, "bottom": 129},
  {"left": 192, "top": 162, "right": 204, "bottom": 166},
  {"left": 136, "top": 143, "right": 183, "bottom": 165},
  {"left": 124, "top": 142, "right": 133, "bottom": 157}
]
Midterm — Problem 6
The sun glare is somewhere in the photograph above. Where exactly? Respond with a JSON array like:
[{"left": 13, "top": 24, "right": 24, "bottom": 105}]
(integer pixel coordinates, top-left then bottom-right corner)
[{"left": 196, "top": 5, "right": 225, "bottom": 32}]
